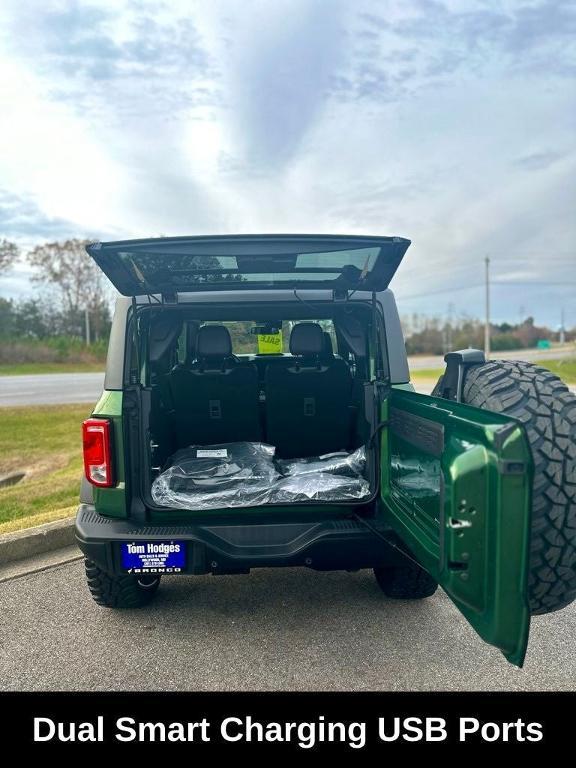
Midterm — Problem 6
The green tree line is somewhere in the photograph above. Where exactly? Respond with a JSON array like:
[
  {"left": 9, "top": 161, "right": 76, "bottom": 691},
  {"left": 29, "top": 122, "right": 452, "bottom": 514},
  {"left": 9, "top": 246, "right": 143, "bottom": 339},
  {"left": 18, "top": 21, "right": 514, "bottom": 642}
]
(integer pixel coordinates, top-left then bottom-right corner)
[
  {"left": 0, "top": 238, "right": 111, "bottom": 365},
  {"left": 401, "top": 314, "right": 572, "bottom": 355},
  {"left": 0, "top": 238, "right": 572, "bottom": 360},
  {"left": 0, "top": 238, "right": 111, "bottom": 340}
]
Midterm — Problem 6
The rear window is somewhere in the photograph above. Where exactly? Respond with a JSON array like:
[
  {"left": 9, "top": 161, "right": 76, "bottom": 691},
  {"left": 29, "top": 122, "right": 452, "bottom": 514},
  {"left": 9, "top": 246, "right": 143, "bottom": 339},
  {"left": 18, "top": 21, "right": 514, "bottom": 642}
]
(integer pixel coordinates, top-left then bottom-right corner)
[
  {"left": 176, "top": 320, "right": 338, "bottom": 360},
  {"left": 118, "top": 247, "right": 380, "bottom": 288}
]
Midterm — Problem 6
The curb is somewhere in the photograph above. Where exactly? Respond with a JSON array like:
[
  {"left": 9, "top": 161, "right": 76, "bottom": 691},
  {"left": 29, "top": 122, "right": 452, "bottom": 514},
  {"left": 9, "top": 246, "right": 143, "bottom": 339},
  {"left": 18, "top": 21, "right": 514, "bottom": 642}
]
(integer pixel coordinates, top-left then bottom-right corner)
[{"left": 0, "top": 517, "right": 77, "bottom": 566}]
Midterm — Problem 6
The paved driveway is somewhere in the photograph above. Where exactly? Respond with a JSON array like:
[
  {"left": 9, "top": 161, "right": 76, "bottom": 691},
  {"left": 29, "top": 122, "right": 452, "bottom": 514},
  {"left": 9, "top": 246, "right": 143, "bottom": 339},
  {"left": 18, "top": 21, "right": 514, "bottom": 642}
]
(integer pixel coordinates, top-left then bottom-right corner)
[{"left": 1, "top": 561, "right": 574, "bottom": 691}]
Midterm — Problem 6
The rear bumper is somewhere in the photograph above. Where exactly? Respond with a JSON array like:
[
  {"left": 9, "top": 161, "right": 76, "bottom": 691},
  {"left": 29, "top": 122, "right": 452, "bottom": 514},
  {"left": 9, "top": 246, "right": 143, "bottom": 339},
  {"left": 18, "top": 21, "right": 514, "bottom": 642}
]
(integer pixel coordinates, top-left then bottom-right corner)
[{"left": 75, "top": 504, "right": 402, "bottom": 575}]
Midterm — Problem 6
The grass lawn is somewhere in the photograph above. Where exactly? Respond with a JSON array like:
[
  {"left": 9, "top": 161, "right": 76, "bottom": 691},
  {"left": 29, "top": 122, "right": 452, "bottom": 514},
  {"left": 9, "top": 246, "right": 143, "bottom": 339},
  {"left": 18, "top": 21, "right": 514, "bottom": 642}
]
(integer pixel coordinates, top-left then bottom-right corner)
[
  {"left": 0, "top": 362, "right": 104, "bottom": 376},
  {"left": 409, "top": 357, "right": 576, "bottom": 385},
  {"left": 0, "top": 404, "right": 90, "bottom": 533},
  {"left": 409, "top": 367, "right": 444, "bottom": 380},
  {"left": 540, "top": 357, "right": 576, "bottom": 383}
]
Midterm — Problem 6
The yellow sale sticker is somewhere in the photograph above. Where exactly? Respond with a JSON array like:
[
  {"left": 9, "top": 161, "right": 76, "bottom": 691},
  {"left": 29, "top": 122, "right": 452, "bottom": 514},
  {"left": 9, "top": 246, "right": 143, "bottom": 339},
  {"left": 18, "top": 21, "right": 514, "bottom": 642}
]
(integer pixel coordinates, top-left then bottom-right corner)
[{"left": 257, "top": 333, "right": 283, "bottom": 354}]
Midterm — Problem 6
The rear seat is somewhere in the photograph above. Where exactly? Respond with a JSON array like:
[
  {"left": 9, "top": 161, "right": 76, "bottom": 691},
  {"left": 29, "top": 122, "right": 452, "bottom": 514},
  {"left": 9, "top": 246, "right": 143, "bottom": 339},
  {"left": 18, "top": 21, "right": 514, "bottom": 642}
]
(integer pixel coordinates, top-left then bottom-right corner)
[
  {"left": 168, "top": 325, "right": 261, "bottom": 447},
  {"left": 264, "top": 323, "right": 353, "bottom": 458}
]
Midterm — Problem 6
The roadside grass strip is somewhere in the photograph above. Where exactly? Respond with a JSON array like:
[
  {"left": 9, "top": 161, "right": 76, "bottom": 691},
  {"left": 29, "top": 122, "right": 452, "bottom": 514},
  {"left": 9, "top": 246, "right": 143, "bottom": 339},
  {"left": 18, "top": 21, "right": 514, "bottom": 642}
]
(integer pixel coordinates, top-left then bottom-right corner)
[{"left": 0, "top": 404, "right": 89, "bottom": 530}]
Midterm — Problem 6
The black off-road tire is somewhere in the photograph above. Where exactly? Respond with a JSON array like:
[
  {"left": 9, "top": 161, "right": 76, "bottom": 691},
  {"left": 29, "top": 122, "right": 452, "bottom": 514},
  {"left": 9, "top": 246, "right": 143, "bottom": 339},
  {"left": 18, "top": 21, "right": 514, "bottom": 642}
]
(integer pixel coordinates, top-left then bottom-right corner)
[
  {"left": 84, "top": 558, "right": 161, "bottom": 608},
  {"left": 374, "top": 563, "right": 438, "bottom": 599},
  {"left": 451, "top": 360, "right": 576, "bottom": 615}
]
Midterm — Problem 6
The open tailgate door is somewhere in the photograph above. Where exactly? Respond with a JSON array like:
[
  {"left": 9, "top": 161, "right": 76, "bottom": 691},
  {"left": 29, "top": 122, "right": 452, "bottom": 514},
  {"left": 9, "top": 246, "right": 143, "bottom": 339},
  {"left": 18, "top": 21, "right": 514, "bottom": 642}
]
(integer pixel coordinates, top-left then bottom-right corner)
[{"left": 381, "top": 388, "right": 533, "bottom": 666}]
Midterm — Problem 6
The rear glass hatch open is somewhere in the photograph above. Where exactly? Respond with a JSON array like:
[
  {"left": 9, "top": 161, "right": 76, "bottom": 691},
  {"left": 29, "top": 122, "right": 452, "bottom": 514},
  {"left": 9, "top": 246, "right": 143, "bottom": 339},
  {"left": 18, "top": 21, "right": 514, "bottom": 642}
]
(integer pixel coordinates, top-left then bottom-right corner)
[{"left": 86, "top": 234, "right": 411, "bottom": 297}]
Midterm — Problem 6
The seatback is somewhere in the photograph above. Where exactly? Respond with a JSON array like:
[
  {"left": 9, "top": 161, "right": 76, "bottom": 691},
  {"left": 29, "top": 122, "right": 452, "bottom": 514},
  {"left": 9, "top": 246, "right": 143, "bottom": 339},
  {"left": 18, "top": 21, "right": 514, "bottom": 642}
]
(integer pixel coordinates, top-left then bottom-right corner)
[
  {"left": 265, "top": 323, "right": 353, "bottom": 458},
  {"left": 322, "top": 331, "right": 334, "bottom": 357},
  {"left": 169, "top": 325, "right": 261, "bottom": 447}
]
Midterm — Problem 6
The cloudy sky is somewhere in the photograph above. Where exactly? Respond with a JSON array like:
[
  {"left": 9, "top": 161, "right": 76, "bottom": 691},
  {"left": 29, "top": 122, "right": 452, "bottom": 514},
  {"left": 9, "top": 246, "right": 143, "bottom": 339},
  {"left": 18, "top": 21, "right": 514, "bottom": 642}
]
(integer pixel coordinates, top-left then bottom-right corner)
[{"left": 0, "top": 0, "right": 574, "bottom": 326}]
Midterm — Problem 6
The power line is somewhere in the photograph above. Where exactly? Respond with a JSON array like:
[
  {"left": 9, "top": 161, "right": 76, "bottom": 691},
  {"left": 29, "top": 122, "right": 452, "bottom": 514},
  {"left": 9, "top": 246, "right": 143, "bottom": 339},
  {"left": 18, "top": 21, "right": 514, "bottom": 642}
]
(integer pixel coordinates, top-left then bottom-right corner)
[
  {"left": 397, "top": 265, "right": 575, "bottom": 288},
  {"left": 398, "top": 279, "right": 576, "bottom": 301},
  {"left": 492, "top": 281, "right": 576, "bottom": 286},
  {"left": 399, "top": 254, "right": 575, "bottom": 268},
  {"left": 397, "top": 283, "right": 486, "bottom": 300}
]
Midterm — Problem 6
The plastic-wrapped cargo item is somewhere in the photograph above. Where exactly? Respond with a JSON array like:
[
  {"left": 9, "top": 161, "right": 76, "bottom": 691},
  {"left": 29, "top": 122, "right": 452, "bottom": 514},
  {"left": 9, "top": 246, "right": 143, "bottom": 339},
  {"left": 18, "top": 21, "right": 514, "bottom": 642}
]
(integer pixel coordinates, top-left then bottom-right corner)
[
  {"left": 171, "top": 442, "right": 276, "bottom": 484},
  {"left": 270, "top": 472, "right": 370, "bottom": 502},
  {"left": 153, "top": 482, "right": 268, "bottom": 511},
  {"left": 277, "top": 446, "right": 366, "bottom": 479},
  {"left": 151, "top": 442, "right": 370, "bottom": 510},
  {"left": 151, "top": 442, "right": 279, "bottom": 508},
  {"left": 153, "top": 470, "right": 370, "bottom": 510}
]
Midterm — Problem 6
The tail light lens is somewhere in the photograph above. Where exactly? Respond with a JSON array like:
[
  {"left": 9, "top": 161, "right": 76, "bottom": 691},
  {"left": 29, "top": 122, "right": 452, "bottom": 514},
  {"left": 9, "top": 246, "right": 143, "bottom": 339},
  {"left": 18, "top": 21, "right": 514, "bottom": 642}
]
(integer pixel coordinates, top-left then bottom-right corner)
[{"left": 82, "top": 418, "right": 114, "bottom": 487}]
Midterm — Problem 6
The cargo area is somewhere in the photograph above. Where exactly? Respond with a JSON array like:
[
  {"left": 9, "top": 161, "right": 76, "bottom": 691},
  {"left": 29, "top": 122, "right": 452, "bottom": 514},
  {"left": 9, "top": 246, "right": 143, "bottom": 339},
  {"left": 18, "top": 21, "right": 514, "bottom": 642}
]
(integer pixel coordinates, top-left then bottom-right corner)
[
  {"left": 133, "top": 301, "right": 383, "bottom": 512},
  {"left": 151, "top": 442, "right": 371, "bottom": 510}
]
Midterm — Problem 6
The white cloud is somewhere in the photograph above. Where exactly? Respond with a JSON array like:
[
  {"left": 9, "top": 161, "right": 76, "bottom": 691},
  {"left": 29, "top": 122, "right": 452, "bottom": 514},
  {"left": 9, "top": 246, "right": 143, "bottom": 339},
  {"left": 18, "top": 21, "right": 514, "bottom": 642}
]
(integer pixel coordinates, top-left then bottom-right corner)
[
  {"left": 0, "top": 56, "right": 125, "bottom": 231},
  {"left": 0, "top": 0, "right": 574, "bottom": 325}
]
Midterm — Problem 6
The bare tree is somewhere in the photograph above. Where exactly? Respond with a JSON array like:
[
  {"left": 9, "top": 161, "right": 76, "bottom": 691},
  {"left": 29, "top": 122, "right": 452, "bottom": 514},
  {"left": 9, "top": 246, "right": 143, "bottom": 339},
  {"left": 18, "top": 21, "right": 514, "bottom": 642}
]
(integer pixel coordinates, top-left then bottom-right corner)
[
  {"left": 27, "top": 239, "right": 110, "bottom": 315},
  {"left": 0, "top": 239, "right": 19, "bottom": 274}
]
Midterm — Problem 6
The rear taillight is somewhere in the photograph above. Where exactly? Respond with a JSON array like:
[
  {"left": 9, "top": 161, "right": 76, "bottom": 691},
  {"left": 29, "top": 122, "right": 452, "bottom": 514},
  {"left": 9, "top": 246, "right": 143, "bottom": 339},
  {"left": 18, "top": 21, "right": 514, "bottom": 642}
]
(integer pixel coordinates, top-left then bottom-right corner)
[{"left": 82, "top": 418, "right": 114, "bottom": 487}]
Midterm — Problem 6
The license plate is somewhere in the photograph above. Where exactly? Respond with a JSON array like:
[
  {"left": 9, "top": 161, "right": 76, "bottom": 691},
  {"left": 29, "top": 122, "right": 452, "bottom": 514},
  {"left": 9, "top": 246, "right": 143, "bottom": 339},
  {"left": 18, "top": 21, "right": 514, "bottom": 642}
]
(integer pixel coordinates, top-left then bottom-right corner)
[{"left": 120, "top": 541, "right": 186, "bottom": 574}]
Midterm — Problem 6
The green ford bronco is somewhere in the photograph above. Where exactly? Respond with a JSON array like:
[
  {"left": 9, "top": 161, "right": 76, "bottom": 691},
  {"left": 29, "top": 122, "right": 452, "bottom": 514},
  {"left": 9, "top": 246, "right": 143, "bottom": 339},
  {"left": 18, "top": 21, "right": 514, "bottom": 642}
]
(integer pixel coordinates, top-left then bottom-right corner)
[{"left": 76, "top": 235, "right": 576, "bottom": 666}]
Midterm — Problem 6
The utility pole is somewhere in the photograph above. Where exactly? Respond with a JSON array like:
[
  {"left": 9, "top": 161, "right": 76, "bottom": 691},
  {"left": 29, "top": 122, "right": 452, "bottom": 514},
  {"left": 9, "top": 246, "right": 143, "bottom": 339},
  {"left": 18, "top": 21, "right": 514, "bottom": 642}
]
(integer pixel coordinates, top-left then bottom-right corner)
[
  {"left": 84, "top": 307, "right": 91, "bottom": 346},
  {"left": 484, "top": 256, "right": 490, "bottom": 359},
  {"left": 560, "top": 307, "right": 565, "bottom": 345}
]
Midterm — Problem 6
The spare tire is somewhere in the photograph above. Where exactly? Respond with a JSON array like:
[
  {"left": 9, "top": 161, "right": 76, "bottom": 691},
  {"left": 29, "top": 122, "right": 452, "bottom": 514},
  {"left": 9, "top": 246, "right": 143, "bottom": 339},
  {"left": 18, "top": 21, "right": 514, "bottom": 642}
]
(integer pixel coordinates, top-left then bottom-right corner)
[{"left": 435, "top": 360, "right": 576, "bottom": 615}]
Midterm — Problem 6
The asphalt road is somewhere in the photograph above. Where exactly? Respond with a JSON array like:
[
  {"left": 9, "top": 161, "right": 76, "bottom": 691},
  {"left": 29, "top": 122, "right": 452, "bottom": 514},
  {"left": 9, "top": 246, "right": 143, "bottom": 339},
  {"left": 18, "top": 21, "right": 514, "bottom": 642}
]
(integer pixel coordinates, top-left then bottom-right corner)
[
  {"left": 1, "top": 345, "right": 574, "bottom": 406},
  {"left": 1, "top": 560, "right": 574, "bottom": 691},
  {"left": 0, "top": 372, "right": 104, "bottom": 406},
  {"left": 408, "top": 345, "right": 574, "bottom": 369}
]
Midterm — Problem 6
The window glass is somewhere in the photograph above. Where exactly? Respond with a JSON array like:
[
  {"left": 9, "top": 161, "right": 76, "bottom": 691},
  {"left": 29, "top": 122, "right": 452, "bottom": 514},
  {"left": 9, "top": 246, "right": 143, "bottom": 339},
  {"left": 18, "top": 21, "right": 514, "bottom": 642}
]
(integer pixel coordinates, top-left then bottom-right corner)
[
  {"left": 117, "top": 246, "right": 380, "bottom": 288},
  {"left": 174, "top": 320, "right": 339, "bottom": 357}
]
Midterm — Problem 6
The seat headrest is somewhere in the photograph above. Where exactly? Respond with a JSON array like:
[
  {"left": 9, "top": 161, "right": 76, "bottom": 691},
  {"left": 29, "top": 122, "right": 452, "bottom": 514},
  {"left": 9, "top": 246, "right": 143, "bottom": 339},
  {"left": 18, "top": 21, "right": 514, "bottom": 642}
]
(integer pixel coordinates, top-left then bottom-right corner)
[
  {"left": 196, "top": 325, "right": 233, "bottom": 358},
  {"left": 289, "top": 323, "right": 324, "bottom": 356}
]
